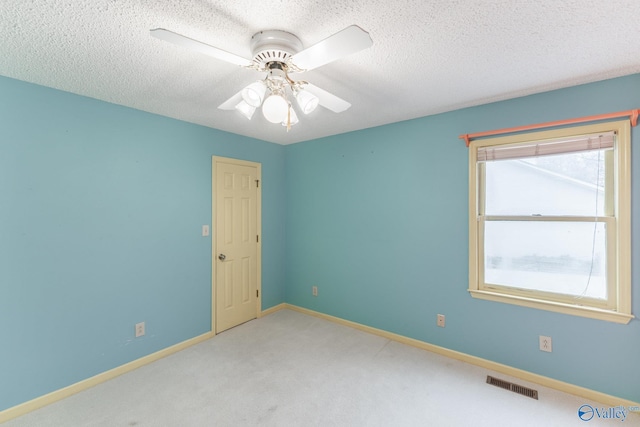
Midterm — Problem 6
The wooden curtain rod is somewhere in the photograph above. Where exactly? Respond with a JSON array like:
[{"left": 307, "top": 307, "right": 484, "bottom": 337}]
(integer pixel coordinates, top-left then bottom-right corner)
[{"left": 460, "top": 109, "right": 639, "bottom": 147}]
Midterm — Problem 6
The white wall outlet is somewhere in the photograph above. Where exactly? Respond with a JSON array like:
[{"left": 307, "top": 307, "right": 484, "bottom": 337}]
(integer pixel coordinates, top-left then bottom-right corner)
[
  {"left": 202, "top": 225, "right": 210, "bottom": 236},
  {"left": 437, "top": 314, "right": 445, "bottom": 328},
  {"left": 539, "top": 335, "right": 552, "bottom": 352},
  {"left": 135, "top": 322, "right": 145, "bottom": 338},
  {"left": 312, "top": 286, "right": 318, "bottom": 297}
]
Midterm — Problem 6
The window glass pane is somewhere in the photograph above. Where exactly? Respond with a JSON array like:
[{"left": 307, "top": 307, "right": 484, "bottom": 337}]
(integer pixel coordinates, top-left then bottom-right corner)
[
  {"left": 484, "top": 220, "right": 607, "bottom": 300},
  {"left": 484, "top": 150, "right": 606, "bottom": 216}
]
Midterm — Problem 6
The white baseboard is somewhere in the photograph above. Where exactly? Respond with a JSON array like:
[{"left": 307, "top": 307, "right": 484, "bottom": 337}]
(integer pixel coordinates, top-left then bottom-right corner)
[
  {"left": 259, "top": 302, "right": 286, "bottom": 317},
  {"left": 3, "top": 303, "right": 636, "bottom": 423},
  {"left": 282, "top": 303, "right": 640, "bottom": 409},
  {"left": 1, "top": 304, "right": 287, "bottom": 423},
  {"left": 0, "top": 331, "right": 215, "bottom": 424}
]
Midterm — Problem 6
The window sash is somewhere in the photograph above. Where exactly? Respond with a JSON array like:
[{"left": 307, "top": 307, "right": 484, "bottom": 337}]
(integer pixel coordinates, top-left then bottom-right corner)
[
  {"left": 481, "top": 215, "right": 612, "bottom": 221},
  {"left": 477, "top": 215, "right": 617, "bottom": 310},
  {"left": 477, "top": 150, "right": 615, "bottom": 217}
]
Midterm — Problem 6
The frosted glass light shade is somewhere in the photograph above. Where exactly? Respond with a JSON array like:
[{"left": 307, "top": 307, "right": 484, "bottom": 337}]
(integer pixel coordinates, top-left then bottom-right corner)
[
  {"left": 241, "top": 81, "right": 267, "bottom": 108},
  {"left": 281, "top": 106, "right": 299, "bottom": 126},
  {"left": 294, "top": 89, "right": 319, "bottom": 114},
  {"left": 262, "top": 94, "right": 289, "bottom": 123},
  {"left": 235, "top": 100, "right": 256, "bottom": 119}
]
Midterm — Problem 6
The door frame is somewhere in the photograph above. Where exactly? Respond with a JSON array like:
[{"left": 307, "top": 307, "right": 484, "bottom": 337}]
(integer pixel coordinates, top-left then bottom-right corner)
[{"left": 211, "top": 156, "right": 262, "bottom": 334}]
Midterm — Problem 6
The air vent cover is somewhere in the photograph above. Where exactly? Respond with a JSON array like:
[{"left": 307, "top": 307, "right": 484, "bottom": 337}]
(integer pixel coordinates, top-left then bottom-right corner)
[{"left": 486, "top": 376, "right": 539, "bottom": 400}]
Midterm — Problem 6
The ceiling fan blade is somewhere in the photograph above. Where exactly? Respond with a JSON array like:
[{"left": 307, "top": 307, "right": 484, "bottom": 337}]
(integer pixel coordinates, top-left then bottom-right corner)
[
  {"left": 218, "top": 90, "right": 243, "bottom": 110},
  {"left": 290, "top": 25, "right": 373, "bottom": 71},
  {"left": 150, "top": 28, "right": 252, "bottom": 67},
  {"left": 304, "top": 83, "right": 351, "bottom": 113}
]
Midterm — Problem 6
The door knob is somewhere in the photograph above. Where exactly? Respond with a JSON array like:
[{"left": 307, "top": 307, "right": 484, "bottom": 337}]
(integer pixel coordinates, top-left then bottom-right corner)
[{"left": 218, "top": 253, "right": 226, "bottom": 261}]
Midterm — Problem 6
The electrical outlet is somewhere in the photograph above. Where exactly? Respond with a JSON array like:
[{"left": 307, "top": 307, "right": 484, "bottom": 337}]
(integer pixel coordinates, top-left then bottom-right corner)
[
  {"left": 437, "top": 314, "right": 445, "bottom": 328},
  {"left": 539, "top": 335, "right": 552, "bottom": 352},
  {"left": 312, "top": 286, "right": 318, "bottom": 297},
  {"left": 135, "top": 322, "right": 145, "bottom": 338}
]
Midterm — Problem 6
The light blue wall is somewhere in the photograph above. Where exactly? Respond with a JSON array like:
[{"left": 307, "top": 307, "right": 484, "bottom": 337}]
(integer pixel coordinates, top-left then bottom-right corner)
[
  {"left": 0, "top": 76, "right": 286, "bottom": 411},
  {"left": 2, "top": 72, "right": 638, "bottom": 413},
  {"left": 285, "top": 74, "right": 640, "bottom": 403}
]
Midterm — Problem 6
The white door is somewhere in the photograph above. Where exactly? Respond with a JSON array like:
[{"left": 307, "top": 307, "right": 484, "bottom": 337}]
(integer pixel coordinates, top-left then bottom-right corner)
[{"left": 213, "top": 157, "right": 261, "bottom": 333}]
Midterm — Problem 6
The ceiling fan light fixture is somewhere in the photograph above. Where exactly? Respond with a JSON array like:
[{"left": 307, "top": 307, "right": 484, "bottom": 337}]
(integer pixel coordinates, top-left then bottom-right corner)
[
  {"left": 235, "top": 100, "right": 256, "bottom": 120},
  {"left": 262, "top": 94, "right": 289, "bottom": 123},
  {"left": 241, "top": 81, "right": 267, "bottom": 108},
  {"left": 294, "top": 89, "right": 319, "bottom": 114},
  {"left": 164, "top": 25, "right": 374, "bottom": 131}
]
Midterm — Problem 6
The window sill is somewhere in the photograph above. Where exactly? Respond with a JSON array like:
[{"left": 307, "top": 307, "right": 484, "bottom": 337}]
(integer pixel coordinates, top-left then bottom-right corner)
[{"left": 469, "top": 289, "right": 634, "bottom": 324}]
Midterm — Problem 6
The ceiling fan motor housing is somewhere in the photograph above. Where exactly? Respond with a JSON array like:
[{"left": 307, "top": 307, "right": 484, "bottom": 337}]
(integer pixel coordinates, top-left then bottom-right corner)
[{"left": 250, "top": 30, "right": 303, "bottom": 69}]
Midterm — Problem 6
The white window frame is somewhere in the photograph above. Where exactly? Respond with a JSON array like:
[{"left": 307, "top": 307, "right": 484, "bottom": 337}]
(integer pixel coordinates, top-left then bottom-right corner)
[{"left": 468, "top": 120, "right": 633, "bottom": 324}]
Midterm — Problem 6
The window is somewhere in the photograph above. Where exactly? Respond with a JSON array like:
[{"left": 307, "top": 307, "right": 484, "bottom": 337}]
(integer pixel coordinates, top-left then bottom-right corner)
[{"left": 468, "top": 120, "right": 632, "bottom": 323}]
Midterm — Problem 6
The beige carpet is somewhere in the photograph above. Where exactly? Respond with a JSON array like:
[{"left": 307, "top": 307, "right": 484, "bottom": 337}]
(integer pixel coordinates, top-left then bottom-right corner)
[{"left": 4, "top": 309, "right": 638, "bottom": 426}]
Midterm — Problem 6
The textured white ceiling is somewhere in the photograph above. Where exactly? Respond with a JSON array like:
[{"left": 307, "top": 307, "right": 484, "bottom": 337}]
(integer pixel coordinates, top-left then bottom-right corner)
[{"left": 1, "top": 1, "right": 640, "bottom": 144}]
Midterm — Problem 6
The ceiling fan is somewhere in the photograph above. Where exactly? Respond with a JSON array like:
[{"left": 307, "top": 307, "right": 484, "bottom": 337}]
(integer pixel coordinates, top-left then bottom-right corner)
[{"left": 150, "top": 25, "right": 373, "bottom": 130}]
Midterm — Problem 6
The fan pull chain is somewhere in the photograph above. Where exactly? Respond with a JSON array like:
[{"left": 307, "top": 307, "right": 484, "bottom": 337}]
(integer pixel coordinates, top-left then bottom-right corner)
[{"left": 286, "top": 105, "right": 291, "bottom": 132}]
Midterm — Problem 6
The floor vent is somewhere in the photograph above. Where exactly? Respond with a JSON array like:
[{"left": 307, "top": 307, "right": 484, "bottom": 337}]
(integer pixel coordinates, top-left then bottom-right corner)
[{"left": 486, "top": 376, "right": 539, "bottom": 400}]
